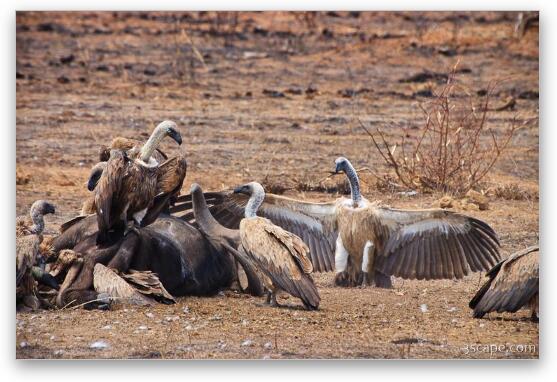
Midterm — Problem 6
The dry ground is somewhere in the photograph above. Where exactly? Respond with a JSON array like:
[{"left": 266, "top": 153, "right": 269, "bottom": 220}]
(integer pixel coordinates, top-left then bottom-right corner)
[{"left": 16, "top": 11, "right": 539, "bottom": 359}]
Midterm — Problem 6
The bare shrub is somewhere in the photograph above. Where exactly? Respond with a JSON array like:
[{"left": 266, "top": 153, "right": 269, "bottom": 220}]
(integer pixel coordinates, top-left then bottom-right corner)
[
  {"left": 361, "top": 69, "right": 522, "bottom": 195},
  {"left": 491, "top": 183, "right": 538, "bottom": 201}
]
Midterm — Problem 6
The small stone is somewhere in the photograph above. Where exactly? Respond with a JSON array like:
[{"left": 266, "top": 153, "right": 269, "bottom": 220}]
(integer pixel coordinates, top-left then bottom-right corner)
[
  {"left": 90, "top": 340, "right": 109, "bottom": 349},
  {"left": 101, "top": 325, "right": 112, "bottom": 330},
  {"left": 183, "top": 306, "right": 190, "bottom": 314},
  {"left": 145, "top": 312, "right": 154, "bottom": 318},
  {"left": 138, "top": 325, "right": 148, "bottom": 330},
  {"left": 54, "top": 349, "right": 64, "bottom": 356},
  {"left": 420, "top": 304, "right": 428, "bottom": 313},
  {"left": 264, "top": 342, "right": 273, "bottom": 350},
  {"left": 447, "top": 307, "right": 457, "bottom": 312},
  {"left": 20, "top": 341, "right": 29, "bottom": 348},
  {"left": 241, "top": 339, "right": 253, "bottom": 347}
]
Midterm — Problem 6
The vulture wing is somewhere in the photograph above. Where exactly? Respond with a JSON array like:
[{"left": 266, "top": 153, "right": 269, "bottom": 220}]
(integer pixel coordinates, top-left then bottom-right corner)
[
  {"left": 121, "top": 269, "right": 176, "bottom": 304},
  {"left": 95, "top": 150, "right": 129, "bottom": 236},
  {"left": 469, "top": 246, "right": 539, "bottom": 318},
  {"left": 172, "top": 192, "right": 338, "bottom": 272},
  {"left": 370, "top": 206, "right": 501, "bottom": 280},
  {"left": 140, "top": 152, "right": 188, "bottom": 227},
  {"left": 240, "top": 217, "right": 320, "bottom": 309},
  {"left": 93, "top": 264, "right": 154, "bottom": 306},
  {"left": 16, "top": 235, "right": 39, "bottom": 287}
]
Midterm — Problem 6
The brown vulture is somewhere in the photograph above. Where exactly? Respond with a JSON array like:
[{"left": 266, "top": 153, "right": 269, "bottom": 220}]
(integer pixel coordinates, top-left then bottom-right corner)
[
  {"left": 94, "top": 120, "right": 183, "bottom": 243},
  {"left": 16, "top": 200, "right": 58, "bottom": 309},
  {"left": 191, "top": 182, "right": 320, "bottom": 310},
  {"left": 469, "top": 246, "right": 539, "bottom": 321}
]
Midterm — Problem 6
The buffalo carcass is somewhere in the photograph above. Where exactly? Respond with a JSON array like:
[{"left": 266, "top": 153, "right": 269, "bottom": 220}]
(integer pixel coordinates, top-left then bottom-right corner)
[{"left": 49, "top": 214, "right": 263, "bottom": 308}]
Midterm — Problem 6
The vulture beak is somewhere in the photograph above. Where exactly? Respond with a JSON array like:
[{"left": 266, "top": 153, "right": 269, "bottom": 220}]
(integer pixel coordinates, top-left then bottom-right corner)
[
  {"left": 45, "top": 203, "right": 56, "bottom": 215},
  {"left": 233, "top": 185, "right": 247, "bottom": 195},
  {"left": 168, "top": 127, "right": 182, "bottom": 146}
]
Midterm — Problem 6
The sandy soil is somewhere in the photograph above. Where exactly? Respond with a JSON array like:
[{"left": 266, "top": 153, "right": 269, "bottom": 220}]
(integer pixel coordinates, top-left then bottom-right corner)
[{"left": 16, "top": 11, "right": 539, "bottom": 359}]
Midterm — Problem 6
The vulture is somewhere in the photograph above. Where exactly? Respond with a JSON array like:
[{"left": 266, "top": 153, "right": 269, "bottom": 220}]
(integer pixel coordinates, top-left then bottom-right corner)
[
  {"left": 172, "top": 157, "right": 501, "bottom": 288},
  {"left": 190, "top": 182, "right": 320, "bottom": 310},
  {"left": 94, "top": 120, "right": 184, "bottom": 243},
  {"left": 469, "top": 246, "right": 539, "bottom": 321},
  {"left": 16, "top": 200, "right": 58, "bottom": 308}
]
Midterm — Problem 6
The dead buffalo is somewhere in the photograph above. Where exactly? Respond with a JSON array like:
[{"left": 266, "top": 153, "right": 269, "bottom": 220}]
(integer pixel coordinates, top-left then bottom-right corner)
[{"left": 50, "top": 214, "right": 263, "bottom": 308}]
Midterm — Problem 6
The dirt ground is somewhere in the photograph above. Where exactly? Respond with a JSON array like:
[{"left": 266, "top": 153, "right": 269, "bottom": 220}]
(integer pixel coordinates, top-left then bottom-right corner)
[{"left": 15, "top": 11, "right": 539, "bottom": 359}]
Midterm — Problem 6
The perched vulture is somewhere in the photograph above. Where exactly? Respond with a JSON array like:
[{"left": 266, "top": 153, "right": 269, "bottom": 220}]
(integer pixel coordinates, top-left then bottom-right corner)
[
  {"left": 16, "top": 200, "right": 58, "bottom": 308},
  {"left": 191, "top": 182, "right": 320, "bottom": 310},
  {"left": 173, "top": 157, "right": 501, "bottom": 289},
  {"left": 469, "top": 246, "right": 539, "bottom": 320},
  {"left": 95, "top": 120, "right": 183, "bottom": 243}
]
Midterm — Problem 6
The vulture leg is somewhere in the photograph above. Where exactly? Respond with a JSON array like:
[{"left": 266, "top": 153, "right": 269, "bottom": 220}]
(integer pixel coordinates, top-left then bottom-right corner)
[
  {"left": 374, "top": 271, "right": 393, "bottom": 289},
  {"left": 269, "top": 290, "right": 281, "bottom": 308},
  {"left": 334, "top": 235, "right": 352, "bottom": 287},
  {"left": 359, "top": 241, "right": 374, "bottom": 287}
]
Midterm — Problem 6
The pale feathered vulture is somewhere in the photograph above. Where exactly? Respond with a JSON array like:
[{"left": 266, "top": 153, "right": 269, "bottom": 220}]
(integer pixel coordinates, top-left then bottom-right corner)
[
  {"left": 16, "top": 200, "right": 57, "bottom": 307},
  {"left": 95, "top": 120, "right": 183, "bottom": 243},
  {"left": 469, "top": 246, "right": 539, "bottom": 320},
  {"left": 172, "top": 157, "right": 501, "bottom": 288},
  {"left": 190, "top": 182, "right": 319, "bottom": 310}
]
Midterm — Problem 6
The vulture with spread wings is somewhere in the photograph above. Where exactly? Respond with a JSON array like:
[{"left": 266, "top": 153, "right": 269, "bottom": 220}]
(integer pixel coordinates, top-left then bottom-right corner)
[{"left": 172, "top": 157, "right": 501, "bottom": 288}]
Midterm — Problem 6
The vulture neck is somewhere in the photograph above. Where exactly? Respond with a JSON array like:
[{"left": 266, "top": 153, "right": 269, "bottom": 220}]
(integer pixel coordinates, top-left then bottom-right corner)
[
  {"left": 344, "top": 162, "right": 362, "bottom": 207},
  {"left": 140, "top": 126, "right": 166, "bottom": 162},
  {"left": 29, "top": 208, "right": 45, "bottom": 235},
  {"left": 245, "top": 189, "right": 264, "bottom": 218}
]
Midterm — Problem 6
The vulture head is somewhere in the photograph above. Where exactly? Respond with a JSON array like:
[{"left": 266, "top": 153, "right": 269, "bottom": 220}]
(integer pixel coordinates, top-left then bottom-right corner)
[
  {"left": 158, "top": 120, "right": 182, "bottom": 146},
  {"left": 139, "top": 120, "right": 182, "bottom": 162},
  {"left": 334, "top": 156, "right": 351, "bottom": 174},
  {"left": 29, "top": 200, "right": 56, "bottom": 234},
  {"left": 233, "top": 182, "right": 265, "bottom": 218}
]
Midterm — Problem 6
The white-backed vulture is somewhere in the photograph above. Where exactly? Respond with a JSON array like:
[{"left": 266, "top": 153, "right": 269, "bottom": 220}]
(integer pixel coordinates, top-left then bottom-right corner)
[
  {"left": 16, "top": 200, "right": 58, "bottom": 308},
  {"left": 191, "top": 182, "right": 319, "bottom": 310},
  {"left": 95, "top": 120, "right": 183, "bottom": 243},
  {"left": 172, "top": 157, "right": 501, "bottom": 288},
  {"left": 469, "top": 246, "right": 539, "bottom": 321}
]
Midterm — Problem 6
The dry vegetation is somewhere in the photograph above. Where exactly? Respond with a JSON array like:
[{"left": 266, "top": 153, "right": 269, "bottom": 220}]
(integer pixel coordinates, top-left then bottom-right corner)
[
  {"left": 16, "top": 11, "right": 538, "bottom": 359},
  {"left": 361, "top": 70, "right": 528, "bottom": 195}
]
